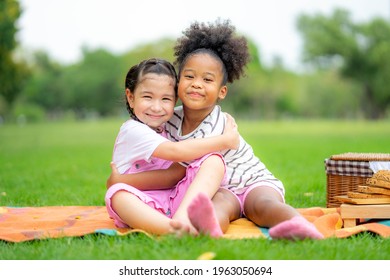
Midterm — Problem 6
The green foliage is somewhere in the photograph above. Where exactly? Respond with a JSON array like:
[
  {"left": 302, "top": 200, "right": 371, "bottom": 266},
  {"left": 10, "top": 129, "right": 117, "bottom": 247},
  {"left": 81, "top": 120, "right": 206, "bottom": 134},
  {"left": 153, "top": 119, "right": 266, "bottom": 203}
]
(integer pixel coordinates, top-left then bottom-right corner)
[
  {"left": 15, "top": 33, "right": 367, "bottom": 121},
  {"left": 0, "top": 0, "right": 19, "bottom": 51},
  {"left": 19, "top": 39, "right": 176, "bottom": 121},
  {"left": 0, "top": 0, "right": 29, "bottom": 107},
  {"left": 7, "top": 8, "right": 390, "bottom": 121},
  {"left": 11, "top": 102, "right": 45, "bottom": 123},
  {"left": 221, "top": 38, "right": 302, "bottom": 119},
  {"left": 61, "top": 48, "right": 123, "bottom": 117},
  {"left": 121, "top": 37, "right": 175, "bottom": 66},
  {"left": 297, "top": 8, "right": 390, "bottom": 119},
  {"left": 22, "top": 51, "right": 63, "bottom": 113},
  {"left": 298, "top": 70, "right": 361, "bottom": 118}
]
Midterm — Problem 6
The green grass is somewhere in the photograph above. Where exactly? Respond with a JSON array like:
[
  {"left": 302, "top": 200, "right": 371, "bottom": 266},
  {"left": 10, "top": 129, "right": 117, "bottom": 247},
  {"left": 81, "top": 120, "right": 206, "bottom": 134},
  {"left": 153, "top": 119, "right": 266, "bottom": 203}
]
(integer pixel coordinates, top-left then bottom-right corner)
[{"left": 1, "top": 119, "right": 390, "bottom": 260}]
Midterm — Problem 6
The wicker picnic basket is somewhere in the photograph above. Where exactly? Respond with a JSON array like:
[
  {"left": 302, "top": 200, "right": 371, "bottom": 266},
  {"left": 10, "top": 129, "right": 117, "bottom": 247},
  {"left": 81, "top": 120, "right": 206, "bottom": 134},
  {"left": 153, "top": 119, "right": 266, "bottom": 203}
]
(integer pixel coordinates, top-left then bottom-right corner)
[{"left": 324, "top": 152, "right": 390, "bottom": 207}]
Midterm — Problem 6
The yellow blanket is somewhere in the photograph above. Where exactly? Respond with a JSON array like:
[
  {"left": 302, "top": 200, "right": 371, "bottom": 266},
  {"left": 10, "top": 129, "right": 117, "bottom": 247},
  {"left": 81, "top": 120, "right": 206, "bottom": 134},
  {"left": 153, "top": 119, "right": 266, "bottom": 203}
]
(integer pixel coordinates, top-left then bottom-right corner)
[{"left": 0, "top": 206, "right": 389, "bottom": 242}]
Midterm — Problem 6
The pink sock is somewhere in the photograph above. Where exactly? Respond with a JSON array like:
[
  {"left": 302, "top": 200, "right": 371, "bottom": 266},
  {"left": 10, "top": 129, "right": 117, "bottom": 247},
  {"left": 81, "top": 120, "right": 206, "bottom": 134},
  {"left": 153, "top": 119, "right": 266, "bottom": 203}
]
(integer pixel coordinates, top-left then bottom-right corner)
[
  {"left": 269, "top": 216, "right": 324, "bottom": 240},
  {"left": 187, "top": 193, "right": 223, "bottom": 237}
]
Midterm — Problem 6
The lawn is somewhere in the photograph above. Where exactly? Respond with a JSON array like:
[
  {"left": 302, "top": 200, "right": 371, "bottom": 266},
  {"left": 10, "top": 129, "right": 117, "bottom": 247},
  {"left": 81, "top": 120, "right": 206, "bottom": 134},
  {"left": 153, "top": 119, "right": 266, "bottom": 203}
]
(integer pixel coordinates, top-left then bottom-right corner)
[{"left": 0, "top": 118, "right": 390, "bottom": 260}]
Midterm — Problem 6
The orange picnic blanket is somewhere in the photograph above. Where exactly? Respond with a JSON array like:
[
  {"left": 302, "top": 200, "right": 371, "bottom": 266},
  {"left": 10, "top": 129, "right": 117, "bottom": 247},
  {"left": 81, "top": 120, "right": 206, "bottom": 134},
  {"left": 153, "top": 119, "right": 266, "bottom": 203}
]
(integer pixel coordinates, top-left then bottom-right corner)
[{"left": 0, "top": 206, "right": 389, "bottom": 242}]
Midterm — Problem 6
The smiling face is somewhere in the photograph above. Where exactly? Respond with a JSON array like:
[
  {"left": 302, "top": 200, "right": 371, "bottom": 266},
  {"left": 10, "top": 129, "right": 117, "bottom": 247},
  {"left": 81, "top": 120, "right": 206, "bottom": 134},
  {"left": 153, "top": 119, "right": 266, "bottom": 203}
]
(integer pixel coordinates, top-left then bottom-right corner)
[
  {"left": 126, "top": 73, "right": 176, "bottom": 129},
  {"left": 178, "top": 53, "right": 227, "bottom": 115}
]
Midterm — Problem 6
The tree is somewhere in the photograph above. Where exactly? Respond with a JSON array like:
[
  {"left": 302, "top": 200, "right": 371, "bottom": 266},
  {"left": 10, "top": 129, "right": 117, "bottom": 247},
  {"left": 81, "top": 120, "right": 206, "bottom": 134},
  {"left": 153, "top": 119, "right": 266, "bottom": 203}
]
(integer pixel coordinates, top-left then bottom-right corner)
[
  {"left": 21, "top": 39, "right": 175, "bottom": 119},
  {"left": 297, "top": 9, "right": 390, "bottom": 119},
  {"left": 23, "top": 51, "right": 63, "bottom": 113},
  {"left": 225, "top": 38, "right": 302, "bottom": 119},
  {"left": 61, "top": 47, "right": 123, "bottom": 117},
  {"left": 0, "top": 0, "right": 28, "bottom": 109}
]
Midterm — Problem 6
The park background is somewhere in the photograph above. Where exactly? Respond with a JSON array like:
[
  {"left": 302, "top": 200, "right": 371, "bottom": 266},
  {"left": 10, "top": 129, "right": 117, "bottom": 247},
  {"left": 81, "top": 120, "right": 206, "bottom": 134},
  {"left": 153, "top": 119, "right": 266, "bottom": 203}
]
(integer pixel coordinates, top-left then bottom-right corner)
[
  {"left": 1, "top": 0, "right": 390, "bottom": 122},
  {"left": 1, "top": 0, "right": 390, "bottom": 261}
]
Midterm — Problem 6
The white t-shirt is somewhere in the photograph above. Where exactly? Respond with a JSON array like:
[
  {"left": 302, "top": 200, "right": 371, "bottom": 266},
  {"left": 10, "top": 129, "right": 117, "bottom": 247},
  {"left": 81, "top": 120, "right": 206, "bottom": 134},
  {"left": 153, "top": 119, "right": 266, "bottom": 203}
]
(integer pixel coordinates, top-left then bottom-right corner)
[
  {"left": 166, "top": 105, "right": 282, "bottom": 194},
  {"left": 113, "top": 119, "right": 169, "bottom": 174}
]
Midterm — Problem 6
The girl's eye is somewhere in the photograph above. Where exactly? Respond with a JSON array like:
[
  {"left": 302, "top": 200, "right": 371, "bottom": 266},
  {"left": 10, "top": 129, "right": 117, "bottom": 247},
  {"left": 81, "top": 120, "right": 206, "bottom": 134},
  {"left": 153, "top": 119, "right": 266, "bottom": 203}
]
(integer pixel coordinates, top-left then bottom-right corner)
[
  {"left": 205, "top": 78, "right": 213, "bottom": 82},
  {"left": 184, "top": 75, "right": 194, "bottom": 79},
  {"left": 142, "top": 96, "right": 152, "bottom": 99}
]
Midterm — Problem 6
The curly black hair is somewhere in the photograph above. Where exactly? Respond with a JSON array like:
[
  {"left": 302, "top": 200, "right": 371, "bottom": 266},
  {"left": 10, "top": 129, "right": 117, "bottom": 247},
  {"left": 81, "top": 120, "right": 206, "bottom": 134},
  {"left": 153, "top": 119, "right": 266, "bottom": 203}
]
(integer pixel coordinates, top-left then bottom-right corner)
[{"left": 174, "top": 19, "right": 250, "bottom": 84}]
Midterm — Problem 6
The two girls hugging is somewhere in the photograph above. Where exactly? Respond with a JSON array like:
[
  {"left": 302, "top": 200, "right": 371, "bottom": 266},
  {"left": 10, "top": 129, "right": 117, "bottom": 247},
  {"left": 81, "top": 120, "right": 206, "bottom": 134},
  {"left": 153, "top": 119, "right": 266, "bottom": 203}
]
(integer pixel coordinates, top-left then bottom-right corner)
[{"left": 105, "top": 19, "right": 323, "bottom": 240}]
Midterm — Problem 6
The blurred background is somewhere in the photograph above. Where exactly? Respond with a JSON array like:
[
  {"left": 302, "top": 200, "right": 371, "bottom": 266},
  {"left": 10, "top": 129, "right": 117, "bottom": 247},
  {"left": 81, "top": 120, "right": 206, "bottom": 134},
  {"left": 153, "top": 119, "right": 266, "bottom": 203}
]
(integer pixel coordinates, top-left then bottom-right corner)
[{"left": 1, "top": 0, "right": 390, "bottom": 123}]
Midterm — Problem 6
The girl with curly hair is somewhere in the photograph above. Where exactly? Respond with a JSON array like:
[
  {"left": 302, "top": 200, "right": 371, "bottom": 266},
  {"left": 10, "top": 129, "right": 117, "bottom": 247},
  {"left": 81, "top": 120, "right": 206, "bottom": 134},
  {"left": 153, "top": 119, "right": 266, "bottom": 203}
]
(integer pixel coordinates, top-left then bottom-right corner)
[{"left": 166, "top": 19, "right": 323, "bottom": 240}]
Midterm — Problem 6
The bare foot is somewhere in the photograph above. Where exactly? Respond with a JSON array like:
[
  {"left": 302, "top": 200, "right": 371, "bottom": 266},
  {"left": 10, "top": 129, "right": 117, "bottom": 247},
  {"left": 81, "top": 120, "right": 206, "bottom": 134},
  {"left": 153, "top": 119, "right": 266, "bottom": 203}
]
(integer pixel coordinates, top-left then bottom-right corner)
[
  {"left": 187, "top": 193, "right": 223, "bottom": 237},
  {"left": 169, "top": 219, "right": 196, "bottom": 237},
  {"left": 269, "top": 216, "right": 324, "bottom": 240}
]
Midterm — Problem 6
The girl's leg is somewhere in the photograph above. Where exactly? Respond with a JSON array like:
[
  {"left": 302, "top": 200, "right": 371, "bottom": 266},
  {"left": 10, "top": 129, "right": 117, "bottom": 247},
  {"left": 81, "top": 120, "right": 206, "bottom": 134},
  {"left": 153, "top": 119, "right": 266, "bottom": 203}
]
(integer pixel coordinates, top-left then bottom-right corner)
[
  {"left": 172, "top": 154, "right": 225, "bottom": 234},
  {"left": 244, "top": 187, "right": 323, "bottom": 240},
  {"left": 211, "top": 188, "right": 241, "bottom": 232},
  {"left": 111, "top": 190, "right": 190, "bottom": 235},
  {"left": 187, "top": 189, "right": 240, "bottom": 236},
  {"left": 244, "top": 187, "right": 295, "bottom": 227}
]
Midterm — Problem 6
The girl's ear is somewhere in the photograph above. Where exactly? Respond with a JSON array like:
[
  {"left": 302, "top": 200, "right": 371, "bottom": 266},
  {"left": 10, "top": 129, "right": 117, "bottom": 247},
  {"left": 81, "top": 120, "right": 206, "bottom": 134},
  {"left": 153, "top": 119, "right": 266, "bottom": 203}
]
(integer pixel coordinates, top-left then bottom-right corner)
[
  {"left": 125, "top": 88, "right": 135, "bottom": 108},
  {"left": 218, "top": 85, "right": 228, "bottom": 100}
]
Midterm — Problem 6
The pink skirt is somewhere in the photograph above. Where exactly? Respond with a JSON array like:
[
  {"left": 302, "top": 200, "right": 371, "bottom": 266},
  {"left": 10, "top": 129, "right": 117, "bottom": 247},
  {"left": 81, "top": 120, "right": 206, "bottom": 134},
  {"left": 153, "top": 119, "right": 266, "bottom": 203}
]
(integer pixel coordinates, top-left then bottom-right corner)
[{"left": 105, "top": 153, "right": 225, "bottom": 228}]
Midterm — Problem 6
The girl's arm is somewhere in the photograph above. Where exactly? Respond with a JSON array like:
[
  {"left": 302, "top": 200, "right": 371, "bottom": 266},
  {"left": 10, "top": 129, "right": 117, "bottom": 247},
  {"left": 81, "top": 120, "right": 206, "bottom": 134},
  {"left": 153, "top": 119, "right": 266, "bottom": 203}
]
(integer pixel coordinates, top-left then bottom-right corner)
[
  {"left": 106, "top": 162, "right": 186, "bottom": 190},
  {"left": 153, "top": 113, "right": 239, "bottom": 161},
  {"left": 107, "top": 114, "right": 238, "bottom": 190}
]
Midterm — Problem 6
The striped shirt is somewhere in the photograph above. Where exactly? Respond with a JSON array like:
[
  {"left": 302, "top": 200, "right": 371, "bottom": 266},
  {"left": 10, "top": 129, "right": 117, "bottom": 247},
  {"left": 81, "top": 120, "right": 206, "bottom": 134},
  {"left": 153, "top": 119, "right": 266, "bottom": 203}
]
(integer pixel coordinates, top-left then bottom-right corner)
[{"left": 166, "top": 105, "right": 283, "bottom": 195}]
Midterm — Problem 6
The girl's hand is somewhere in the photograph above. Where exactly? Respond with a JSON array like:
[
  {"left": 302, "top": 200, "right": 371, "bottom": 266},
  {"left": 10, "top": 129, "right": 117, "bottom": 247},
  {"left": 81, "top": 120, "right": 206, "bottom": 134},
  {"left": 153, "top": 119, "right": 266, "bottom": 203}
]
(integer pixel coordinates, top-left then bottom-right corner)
[
  {"left": 223, "top": 113, "right": 240, "bottom": 150},
  {"left": 106, "top": 162, "right": 121, "bottom": 189}
]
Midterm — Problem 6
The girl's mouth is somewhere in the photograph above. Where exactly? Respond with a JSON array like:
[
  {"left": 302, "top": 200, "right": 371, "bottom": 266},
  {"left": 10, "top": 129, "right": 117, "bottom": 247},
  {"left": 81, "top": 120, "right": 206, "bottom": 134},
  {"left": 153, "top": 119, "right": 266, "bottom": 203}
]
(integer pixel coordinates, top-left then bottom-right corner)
[
  {"left": 188, "top": 91, "right": 203, "bottom": 98},
  {"left": 146, "top": 113, "right": 164, "bottom": 119}
]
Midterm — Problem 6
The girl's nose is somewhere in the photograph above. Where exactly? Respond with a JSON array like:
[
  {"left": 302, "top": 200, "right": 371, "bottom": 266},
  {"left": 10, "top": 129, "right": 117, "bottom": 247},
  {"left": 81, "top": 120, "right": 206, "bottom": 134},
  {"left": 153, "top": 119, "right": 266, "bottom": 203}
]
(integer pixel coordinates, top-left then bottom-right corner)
[
  {"left": 191, "top": 79, "right": 202, "bottom": 89},
  {"left": 151, "top": 100, "right": 162, "bottom": 111}
]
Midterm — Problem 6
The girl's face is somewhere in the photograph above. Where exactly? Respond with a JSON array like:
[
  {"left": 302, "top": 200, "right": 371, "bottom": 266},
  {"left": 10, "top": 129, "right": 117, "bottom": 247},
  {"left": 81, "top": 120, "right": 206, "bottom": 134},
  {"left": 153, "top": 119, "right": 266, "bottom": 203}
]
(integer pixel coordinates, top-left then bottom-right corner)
[
  {"left": 178, "top": 53, "right": 227, "bottom": 113},
  {"left": 126, "top": 73, "right": 176, "bottom": 129}
]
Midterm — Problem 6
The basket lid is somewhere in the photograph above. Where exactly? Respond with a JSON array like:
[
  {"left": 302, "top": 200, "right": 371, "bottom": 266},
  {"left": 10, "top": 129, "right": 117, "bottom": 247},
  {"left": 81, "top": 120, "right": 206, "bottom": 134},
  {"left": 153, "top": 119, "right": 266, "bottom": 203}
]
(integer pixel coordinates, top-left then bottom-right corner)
[{"left": 330, "top": 152, "right": 390, "bottom": 161}]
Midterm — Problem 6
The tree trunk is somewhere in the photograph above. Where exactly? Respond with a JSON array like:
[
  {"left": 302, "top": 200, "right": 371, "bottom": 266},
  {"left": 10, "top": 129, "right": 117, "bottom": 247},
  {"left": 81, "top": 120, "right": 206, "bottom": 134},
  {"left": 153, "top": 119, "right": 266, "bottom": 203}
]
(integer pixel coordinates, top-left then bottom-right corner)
[{"left": 361, "top": 83, "right": 381, "bottom": 119}]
